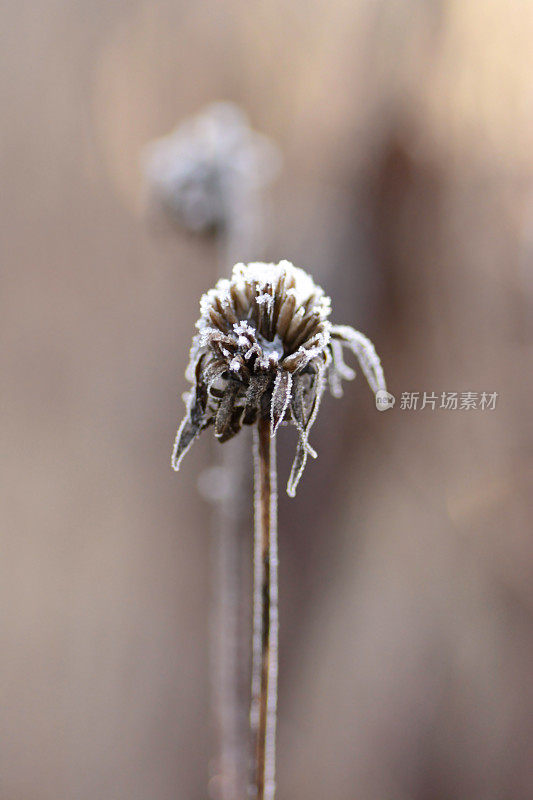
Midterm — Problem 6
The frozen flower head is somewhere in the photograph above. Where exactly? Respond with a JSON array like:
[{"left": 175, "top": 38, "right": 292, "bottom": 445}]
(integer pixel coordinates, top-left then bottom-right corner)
[
  {"left": 142, "top": 103, "right": 279, "bottom": 233},
  {"left": 172, "top": 261, "right": 386, "bottom": 496}
]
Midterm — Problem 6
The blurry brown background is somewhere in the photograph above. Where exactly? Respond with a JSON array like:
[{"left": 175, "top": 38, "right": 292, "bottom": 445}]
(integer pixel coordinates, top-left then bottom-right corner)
[{"left": 2, "top": 1, "right": 532, "bottom": 798}]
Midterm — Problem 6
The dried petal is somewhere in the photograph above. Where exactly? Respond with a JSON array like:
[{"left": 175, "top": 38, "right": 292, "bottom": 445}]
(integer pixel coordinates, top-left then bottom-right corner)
[
  {"left": 291, "top": 314, "right": 321, "bottom": 350},
  {"left": 208, "top": 307, "right": 229, "bottom": 331},
  {"left": 270, "top": 371, "right": 292, "bottom": 436},
  {"left": 330, "top": 325, "right": 386, "bottom": 395},
  {"left": 286, "top": 374, "right": 320, "bottom": 496},
  {"left": 275, "top": 293, "right": 296, "bottom": 339},
  {"left": 328, "top": 339, "right": 355, "bottom": 398},
  {"left": 245, "top": 373, "right": 271, "bottom": 409},
  {"left": 287, "top": 439, "right": 307, "bottom": 498},
  {"left": 171, "top": 375, "right": 209, "bottom": 470},
  {"left": 281, "top": 351, "right": 306, "bottom": 373},
  {"left": 284, "top": 307, "right": 306, "bottom": 346},
  {"left": 271, "top": 272, "right": 286, "bottom": 331},
  {"left": 217, "top": 404, "right": 245, "bottom": 443},
  {"left": 215, "top": 382, "right": 240, "bottom": 439},
  {"left": 171, "top": 414, "right": 199, "bottom": 471}
]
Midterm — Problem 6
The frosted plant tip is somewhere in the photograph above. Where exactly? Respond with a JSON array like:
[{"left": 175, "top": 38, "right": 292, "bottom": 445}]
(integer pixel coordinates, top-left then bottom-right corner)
[{"left": 171, "top": 261, "right": 386, "bottom": 495}]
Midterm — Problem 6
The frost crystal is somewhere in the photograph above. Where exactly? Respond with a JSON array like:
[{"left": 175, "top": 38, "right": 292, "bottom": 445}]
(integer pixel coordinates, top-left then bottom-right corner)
[{"left": 172, "top": 260, "right": 386, "bottom": 495}]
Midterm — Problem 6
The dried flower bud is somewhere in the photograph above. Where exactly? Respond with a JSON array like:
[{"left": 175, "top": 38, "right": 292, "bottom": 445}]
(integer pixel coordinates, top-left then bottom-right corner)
[{"left": 172, "top": 261, "right": 386, "bottom": 496}]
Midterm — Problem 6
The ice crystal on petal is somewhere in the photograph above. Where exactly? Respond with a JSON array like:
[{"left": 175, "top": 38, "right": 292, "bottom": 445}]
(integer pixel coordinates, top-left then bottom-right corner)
[{"left": 172, "top": 261, "right": 386, "bottom": 494}]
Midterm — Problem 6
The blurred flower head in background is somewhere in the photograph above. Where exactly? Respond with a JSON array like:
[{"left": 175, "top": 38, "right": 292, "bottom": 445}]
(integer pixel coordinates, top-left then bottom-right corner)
[{"left": 141, "top": 102, "right": 280, "bottom": 233}]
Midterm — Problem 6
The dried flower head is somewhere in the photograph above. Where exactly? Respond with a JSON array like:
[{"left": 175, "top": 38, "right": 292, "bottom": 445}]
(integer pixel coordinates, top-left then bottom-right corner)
[
  {"left": 172, "top": 261, "right": 386, "bottom": 496},
  {"left": 142, "top": 102, "right": 279, "bottom": 234}
]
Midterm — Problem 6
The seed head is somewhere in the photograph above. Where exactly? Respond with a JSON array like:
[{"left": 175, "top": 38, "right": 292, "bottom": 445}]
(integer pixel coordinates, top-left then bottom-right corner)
[{"left": 172, "top": 261, "right": 386, "bottom": 496}]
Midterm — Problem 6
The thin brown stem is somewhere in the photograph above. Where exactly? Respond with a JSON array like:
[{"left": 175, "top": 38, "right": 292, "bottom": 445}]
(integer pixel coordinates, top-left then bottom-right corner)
[
  {"left": 210, "top": 233, "right": 250, "bottom": 800},
  {"left": 252, "top": 417, "right": 278, "bottom": 800},
  {"left": 211, "top": 440, "right": 247, "bottom": 800}
]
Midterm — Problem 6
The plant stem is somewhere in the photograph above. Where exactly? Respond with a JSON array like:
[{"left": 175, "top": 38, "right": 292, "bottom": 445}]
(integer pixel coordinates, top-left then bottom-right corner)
[
  {"left": 211, "top": 446, "right": 247, "bottom": 800},
  {"left": 252, "top": 417, "right": 278, "bottom": 800},
  {"left": 211, "top": 231, "right": 249, "bottom": 800}
]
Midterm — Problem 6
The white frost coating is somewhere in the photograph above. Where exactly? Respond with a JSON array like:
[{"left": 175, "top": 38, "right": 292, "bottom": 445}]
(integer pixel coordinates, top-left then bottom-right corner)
[
  {"left": 198, "top": 327, "right": 218, "bottom": 346},
  {"left": 244, "top": 346, "right": 257, "bottom": 361},
  {"left": 233, "top": 321, "right": 254, "bottom": 335},
  {"left": 231, "top": 260, "right": 331, "bottom": 317},
  {"left": 256, "top": 292, "right": 275, "bottom": 313},
  {"left": 233, "top": 260, "right": 283, "bottom": 287},
  {"left": 195, "top": 262, "right": 332, "bottom": 343},
  {"left": 296, "top": 334, "right": 330, "bottom": 367}
]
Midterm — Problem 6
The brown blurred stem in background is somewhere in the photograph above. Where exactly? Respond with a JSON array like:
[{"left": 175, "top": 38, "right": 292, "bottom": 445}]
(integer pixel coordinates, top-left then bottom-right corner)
[{"left": 252, "top": 419, "right": 279, "bottom": 800}]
